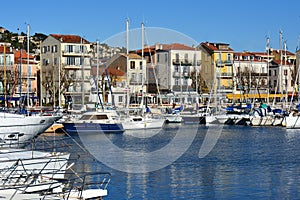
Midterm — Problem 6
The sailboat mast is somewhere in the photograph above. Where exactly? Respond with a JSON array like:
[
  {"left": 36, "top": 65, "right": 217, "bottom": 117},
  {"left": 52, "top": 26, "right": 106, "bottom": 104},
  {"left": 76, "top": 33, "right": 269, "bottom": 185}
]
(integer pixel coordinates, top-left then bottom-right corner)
[
  {"left": 141, "top": 22, "right": 145, "bottom": 108},
  {"left": 81, "top": 36, "right": 85, "bottom": 108},
  {"left": 279, "top": 30, "right": 283, "bottom": 100},
  {"left": 27, "top": 24, "right": 30, "bottom": 108},
  {"left": 39, "top": 41, "right": 42, "bottom": 107},
  {"left": 3, "top": 44, "right": 6, "bottom": 107},
  {"left": 126, "top": 19, "right": 130, "bottom": 109},
  {"left": 266, "top": 35, "right": 270, "bottom": 104},
  {"left": 96, "top": 39, "right": 99, "bottom": 106},
  {"left": 58, "top": 57, "right": 61, "bottom": 108}
]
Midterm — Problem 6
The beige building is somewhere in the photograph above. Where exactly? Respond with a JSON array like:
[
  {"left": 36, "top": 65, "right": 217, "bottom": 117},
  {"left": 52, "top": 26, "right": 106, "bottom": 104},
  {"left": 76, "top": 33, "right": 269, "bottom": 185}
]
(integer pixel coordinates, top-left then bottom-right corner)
[{"left": 41, "top": 34, "right": 92, "bottom": 108}]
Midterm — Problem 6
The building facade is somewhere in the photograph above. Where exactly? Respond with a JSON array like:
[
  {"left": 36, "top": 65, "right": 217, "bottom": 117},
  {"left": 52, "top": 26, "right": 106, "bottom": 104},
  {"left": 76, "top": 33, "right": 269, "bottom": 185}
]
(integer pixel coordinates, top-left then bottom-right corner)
[
  {"left": 41, "top": 34, "right": 92, "bottom": 108},
  {"left": 198, "top": 42, "right": 234, "bottom": 98}
]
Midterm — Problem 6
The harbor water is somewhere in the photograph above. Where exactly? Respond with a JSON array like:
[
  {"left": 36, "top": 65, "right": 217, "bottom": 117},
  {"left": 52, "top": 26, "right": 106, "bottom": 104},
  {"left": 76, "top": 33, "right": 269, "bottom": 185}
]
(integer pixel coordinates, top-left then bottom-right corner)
[{"left": 41, "top": 124, "right": 300, "bottom": 199}]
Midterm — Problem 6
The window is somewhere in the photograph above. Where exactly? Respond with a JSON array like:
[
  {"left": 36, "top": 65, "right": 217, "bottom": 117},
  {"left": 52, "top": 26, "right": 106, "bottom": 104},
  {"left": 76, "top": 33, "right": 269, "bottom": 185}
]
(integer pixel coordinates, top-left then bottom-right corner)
[
  {"left": 157, "top": 54, "right": 160, "bottom": 62},
  {"left": 66, "top": 57, "right": 75, "bottom": 65},
  {"left": 130, "top": 61, "right": 135, "bottom": 69},
  {"left": 274, "top": 80, "right": 277, "bottom": 87},
  {"left": 131, "top": 73, "right": 136, "bottom": 82},
  {"left": 175, "top": 78, "right": 179, "bottom": 86},
  {"left": 139, "top": 73, "right": 143, "bottom": 83},
  {"left": 174, "top": 65, "right": 179, "bottom": 72},
  {"left": 175, "top": 53, "right": 179, "bottom": 62},
  {"left": 184, "top": 53, "right": 188, "bottom": 63},
  {"left": 43, "top": 59, "right": 49, "bottom": 65},
  {"left": 269, "top": 69, "right": 271, "bottom": 76},
  {"left": 183, "top": 79, "right": 188, "bottom": 85},
  {"left": 54, "top": 57, "right": 57, "bottom": 65},
  {"left": 284, "top": 69, "right": 288, "bottom": 76},
  {"left": 227, "top": 53, "right": 231, "bottom": 61},
  {"left": 52, "top": 45, "right": 57, "bottom": 53},
  {"left": 140, "top": 61, "right": 143, "bottom": 70},
  {"left": 118, "top": 96, "right": 123, "bottom": 103},
  {"left": 65, "top": 45, "right": 73, "bottom": 53},
  {"left": 274, "top": 70, "right": 277, "bottom": 76}
]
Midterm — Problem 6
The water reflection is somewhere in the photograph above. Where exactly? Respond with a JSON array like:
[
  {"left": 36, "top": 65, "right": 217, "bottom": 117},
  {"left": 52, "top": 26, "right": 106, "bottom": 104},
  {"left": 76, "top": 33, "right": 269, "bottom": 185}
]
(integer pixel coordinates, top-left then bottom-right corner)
[{"left": 39, "top": 125, "right": 300, "bottom": 199}]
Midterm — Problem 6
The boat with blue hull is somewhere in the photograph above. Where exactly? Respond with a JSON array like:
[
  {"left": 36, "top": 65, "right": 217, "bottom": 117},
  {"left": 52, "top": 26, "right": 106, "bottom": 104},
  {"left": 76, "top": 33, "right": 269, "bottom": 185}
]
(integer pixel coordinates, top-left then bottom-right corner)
[{"left": 62, "top": 109, "right": 125, "bottom": 134}]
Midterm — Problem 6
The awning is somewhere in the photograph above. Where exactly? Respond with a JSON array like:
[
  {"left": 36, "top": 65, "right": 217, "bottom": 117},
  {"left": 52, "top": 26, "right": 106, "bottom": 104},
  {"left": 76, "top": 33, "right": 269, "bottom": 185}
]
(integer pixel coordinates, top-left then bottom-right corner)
[
  {"left": 226, "top": 93, "right": 289, "bottom": 99},
  {"left": 0, "top": 96, "right": 39, "bottom": 101}
]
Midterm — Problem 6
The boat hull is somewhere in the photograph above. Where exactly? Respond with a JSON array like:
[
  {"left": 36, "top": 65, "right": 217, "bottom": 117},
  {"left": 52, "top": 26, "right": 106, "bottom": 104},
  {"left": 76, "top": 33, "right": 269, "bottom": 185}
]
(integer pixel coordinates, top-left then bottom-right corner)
[
  {"left": 63, "top": 122, "right": 125, "bottom": 134},
  {"left": 0, "top": 114, "right": 61, "bottom": 147},
  {"left": 122, "top": 118, "right": 165, "bottom": 130}
]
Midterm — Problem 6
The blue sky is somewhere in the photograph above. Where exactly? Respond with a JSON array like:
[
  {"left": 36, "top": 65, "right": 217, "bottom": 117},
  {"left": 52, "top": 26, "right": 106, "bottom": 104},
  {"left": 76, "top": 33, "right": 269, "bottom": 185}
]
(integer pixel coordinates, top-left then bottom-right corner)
[{"left": 2, "top": 0, "right": 300, "bottom": 52}]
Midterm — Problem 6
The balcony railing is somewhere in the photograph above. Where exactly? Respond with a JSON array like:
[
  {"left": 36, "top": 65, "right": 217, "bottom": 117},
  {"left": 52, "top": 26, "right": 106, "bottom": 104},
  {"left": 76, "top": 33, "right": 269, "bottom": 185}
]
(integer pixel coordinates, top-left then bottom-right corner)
[
  {"left": 21, "top": 73, "right": 37, "bottom": 79},
  {"left": 172, "top": 85, "right": 194, "bottom": 91},
  {"left": 62, "top": 50, "right": 90, "bottom": 56},
  {"left": 219, "top": 73, "right": 233, "bottom": 77},
  {"left": 129, "top": 79, "right": 143, "bottom": 85},
  {"left": 183, "top": 72, "right": 190, "bottom": 78},
  {"left": 63, "top": 64, "right": 81, "bottom": 70},
  {"left": 172, "top": 59, "right": 193, "bottom": 66},
  {"left": 173, "top": 72, "right": 180, "bottom": 77},
  {"left": 0, "top": 61, "right": 14, "bottom": 66},
  {"left": 216, "top": 60, "right": 233, "bottom": 67}
]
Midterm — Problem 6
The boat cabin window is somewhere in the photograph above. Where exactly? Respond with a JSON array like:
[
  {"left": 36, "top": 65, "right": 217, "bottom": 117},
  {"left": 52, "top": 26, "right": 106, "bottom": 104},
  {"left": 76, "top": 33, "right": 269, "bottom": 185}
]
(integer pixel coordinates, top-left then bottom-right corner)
[
  {"left": 93, "top": 115, "right": 109, "bottom": 120},
  {"left": 80, "top": 115, "right": 93, "bottom": 120},
  {"left": 80, "top": 114, "right": 109, "bottom": 120},
  {"left": 133, "top": 117, "right": 143, "bottom": 121}
]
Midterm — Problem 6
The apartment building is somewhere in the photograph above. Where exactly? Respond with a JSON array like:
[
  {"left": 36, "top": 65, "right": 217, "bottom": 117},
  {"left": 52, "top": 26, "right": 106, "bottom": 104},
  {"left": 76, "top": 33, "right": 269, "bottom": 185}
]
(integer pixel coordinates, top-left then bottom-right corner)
[
  {"left": 198, "top": 42, "right": 234, "bottom": 97},
  {"left": 14, "top": 49, "right": 39, "bottom": 106},
  {"left": 41, "top": 34, "right": 92, "bottom": 108},
  {"left": 136, "top": 43, "right": 201, "bottom": 104},
  {"left": 104, "top": 52, "right": 146, "bottom": 105},
  {"left": 233, "top": 52, "right": 269, "bottom": 96}
]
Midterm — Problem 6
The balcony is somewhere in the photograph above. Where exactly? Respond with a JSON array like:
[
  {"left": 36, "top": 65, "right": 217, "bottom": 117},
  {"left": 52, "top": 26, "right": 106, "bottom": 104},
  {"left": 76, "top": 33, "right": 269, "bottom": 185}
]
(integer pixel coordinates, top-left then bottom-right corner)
[
  {"left": 62, "top": 50, "right": 90, "bottom": 57},
  {"left": 219, "top": 73, "right": 233, "bottom": 77},
  {"left": 216, "top": 60, "right": 233, "bottom": 67},
  {"left": 172, "top": 85, "right": 193, "bottom": 92},
  {"left": 217, "top": 85, "right": 233, "bottom": 93},
  {"left": 173, "top": 72, "right": 180, "bottom": 77},
  {"left": 129, "top": 79, "right": 143, "bottom": 85},
  {"left": 183, "top": 72, "right": 190, "bottom": 78},
  {"left": 172, "top": 59, "right": 193, "bottom": 66},
  {"left": 63, "top": 64, "right": 81, "bottom": 70},
  {"left": 0, "top": 61, "right": 14, "bottom": 66},
  {"left": 21, "top": 73, "right": 37, "bottom": 79}
]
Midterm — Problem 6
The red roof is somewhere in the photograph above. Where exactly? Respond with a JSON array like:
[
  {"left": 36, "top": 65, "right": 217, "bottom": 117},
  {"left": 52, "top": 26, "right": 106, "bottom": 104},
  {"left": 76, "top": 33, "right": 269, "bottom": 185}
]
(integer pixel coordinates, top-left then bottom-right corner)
[
  {"left": 14, "top": 50, "right": 36, "bottom": 64},
  {"left": 158, "top": 43, "right": 195, "bottom": 50},
  {"left": 136, "top": 43, "right": 195, "bottom": 53},
  {"left": 91, "top": 67, "right": 125, "bottom": 77},
  {"left": 271, "top": 49, "right": 294, "bottom": 56},
  {"left": 50, "top": 34, "right": 90, "bottom": 44},
  {"left": 0, "top": 46, "right": 13, "bottom": 54},
  {"left": 201, "top": 42, "right": 234, "bottom": 52},
  {"left": 105, "top": 67, "right": 126, "bottom": 76},
  {"left": 272, "top": 60, "right": 294, "bottom": 65}
]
